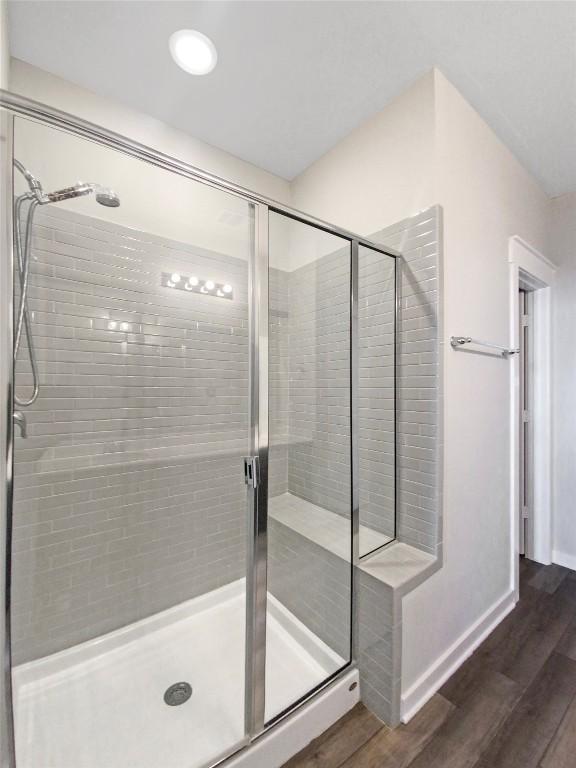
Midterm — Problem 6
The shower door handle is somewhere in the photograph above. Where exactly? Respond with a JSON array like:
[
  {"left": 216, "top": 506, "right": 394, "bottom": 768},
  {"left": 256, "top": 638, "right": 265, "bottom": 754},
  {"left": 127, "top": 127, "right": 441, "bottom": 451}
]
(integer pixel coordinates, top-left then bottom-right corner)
[{"left": 243, "top": 456, "right": 259, "bottom": 489}]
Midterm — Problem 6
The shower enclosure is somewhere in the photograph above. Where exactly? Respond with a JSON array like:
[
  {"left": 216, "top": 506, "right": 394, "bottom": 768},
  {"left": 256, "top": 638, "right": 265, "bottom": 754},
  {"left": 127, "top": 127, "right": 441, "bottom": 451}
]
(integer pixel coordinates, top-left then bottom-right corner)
[{"left": 0, "top": 94, "right": 397, "bottom": 768}]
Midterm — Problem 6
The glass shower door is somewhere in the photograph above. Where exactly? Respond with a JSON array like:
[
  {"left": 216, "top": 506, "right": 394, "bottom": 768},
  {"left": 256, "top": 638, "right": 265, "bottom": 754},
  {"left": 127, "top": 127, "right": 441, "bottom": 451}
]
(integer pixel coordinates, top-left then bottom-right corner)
[
  {"left": 10, "top": 116, "right": 254, "bottom": 768},
  {"left": 265, "top": 211, "right": 353, "bottom": 723}
]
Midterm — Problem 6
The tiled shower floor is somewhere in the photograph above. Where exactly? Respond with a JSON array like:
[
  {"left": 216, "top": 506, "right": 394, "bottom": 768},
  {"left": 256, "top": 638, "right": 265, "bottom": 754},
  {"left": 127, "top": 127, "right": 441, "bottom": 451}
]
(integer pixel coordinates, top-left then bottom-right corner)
[{"left": 13, "top": 580, "right": 344, "bottom": 768}]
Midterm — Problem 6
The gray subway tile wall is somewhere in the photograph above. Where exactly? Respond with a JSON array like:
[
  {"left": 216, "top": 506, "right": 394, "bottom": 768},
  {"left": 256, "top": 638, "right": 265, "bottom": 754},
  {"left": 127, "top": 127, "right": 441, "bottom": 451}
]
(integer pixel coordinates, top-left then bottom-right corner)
[
  {"left": 270, "top": 245, "right": 396, "bottom": 542},
  {"left": 12, "top": 206, "right": 251, "bottom": 662},
  {"left": 357, "top": 569, "right": 400, "bottom": 725},
  {"left": 358, "top": 247, "right": 396, "bottom": 540},
  {"left": 269, "top": 267, "right": 290, "bottom": 499},
  {"left": 265, "top": 236, "right": 399, "bottom": 670},
  {"left": 285, "top": 249, "right": 352, "bottom": 519},
  {"left": 267, "top": 247, "right": 353, "bottom": 664},
  {"left": 267, "top": 518, "right": 351, "bottom": 662},
  {"left": 372, "top": 206, "right": 442, "bottom": 555},
  {"left": 356, "top": 206, "right": 441, "bottom": 727}
]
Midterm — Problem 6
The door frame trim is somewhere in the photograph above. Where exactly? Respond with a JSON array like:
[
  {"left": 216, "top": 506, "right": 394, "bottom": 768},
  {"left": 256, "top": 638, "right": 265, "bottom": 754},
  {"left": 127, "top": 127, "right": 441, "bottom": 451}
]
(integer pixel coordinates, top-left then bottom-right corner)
[{"left": 509, "top": 236, "right": 555, "bottom": 597}]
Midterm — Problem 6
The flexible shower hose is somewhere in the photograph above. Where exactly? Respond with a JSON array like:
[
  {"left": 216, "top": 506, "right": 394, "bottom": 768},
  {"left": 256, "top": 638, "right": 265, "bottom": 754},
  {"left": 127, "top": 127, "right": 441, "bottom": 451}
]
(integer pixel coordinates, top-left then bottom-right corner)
[{"left": 13, "top": 194, "right": 40, "bottom": 406}]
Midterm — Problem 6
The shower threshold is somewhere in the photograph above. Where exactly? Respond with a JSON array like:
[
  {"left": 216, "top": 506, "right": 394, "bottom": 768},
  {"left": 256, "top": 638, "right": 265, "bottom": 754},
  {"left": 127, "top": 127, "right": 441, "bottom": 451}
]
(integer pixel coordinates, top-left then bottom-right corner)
[{"left": 12, "top": 579, "right": 344, "bottom": 768}]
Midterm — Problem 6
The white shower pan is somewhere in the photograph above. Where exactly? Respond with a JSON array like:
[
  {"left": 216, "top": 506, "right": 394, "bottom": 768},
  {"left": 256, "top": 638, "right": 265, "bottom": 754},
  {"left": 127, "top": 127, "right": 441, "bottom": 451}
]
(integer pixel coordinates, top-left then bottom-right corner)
[{"left": 13, "top": 579, "right": 346, "bottom": 768}]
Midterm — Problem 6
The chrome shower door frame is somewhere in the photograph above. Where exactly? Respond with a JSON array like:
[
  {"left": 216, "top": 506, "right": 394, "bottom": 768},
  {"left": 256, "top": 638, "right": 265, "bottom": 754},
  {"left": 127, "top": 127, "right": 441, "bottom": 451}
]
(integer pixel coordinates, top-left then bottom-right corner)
[
  {"left": 0, "top": 90, "right": 400, "bottom": 768},
  {"left": 244, "top": 200, "right": 269, "bottom": 737},
  {"left": 0, "top": 106, "right": 16, "bottom": 768}
]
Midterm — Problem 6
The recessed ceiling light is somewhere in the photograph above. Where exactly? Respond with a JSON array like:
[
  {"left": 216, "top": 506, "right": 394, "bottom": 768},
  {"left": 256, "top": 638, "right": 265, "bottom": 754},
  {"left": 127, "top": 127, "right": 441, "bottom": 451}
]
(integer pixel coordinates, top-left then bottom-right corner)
[{"left": 169, "top": 29, "right": 217, "bottom": 75}]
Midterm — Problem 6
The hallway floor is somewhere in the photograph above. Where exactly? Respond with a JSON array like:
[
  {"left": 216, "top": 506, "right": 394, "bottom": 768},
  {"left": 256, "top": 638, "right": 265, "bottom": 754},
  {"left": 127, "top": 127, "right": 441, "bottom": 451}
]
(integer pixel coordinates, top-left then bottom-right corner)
[{"left": 284, "top": 559, "right": 576, "bottom": 768}]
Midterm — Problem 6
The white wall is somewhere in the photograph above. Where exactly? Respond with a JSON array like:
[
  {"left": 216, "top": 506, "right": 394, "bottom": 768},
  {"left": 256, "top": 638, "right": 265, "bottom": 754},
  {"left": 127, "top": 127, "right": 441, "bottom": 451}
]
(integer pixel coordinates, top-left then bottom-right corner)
[
  {"left": 10, "top": 60, "right": 291, "bottom": 205},
  {"left": 13, "top": 115, "right": 257, "bottom": 260},
  {"left": 291, "top": 66, "right": 551, "bottom": 714},
  {"left": 291, "top": 71, "right": 436, "bottom": 258},
  {"left": 8, "top": 60, "right": 292, "bottom": 263},
  {"left": 9, "top": 60, "right": 434, "bottom": 272},
  {"left": 401, "top": 70, "right": 549, "bottom": 706},
  {"left": 551, "top": 192, "right": 576, "bottom": 569}
]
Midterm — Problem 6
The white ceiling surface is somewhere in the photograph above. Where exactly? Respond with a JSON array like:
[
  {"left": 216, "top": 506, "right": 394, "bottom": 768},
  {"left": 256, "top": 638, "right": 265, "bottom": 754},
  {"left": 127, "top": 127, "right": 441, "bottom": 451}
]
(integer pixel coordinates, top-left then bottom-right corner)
[{"left": 8, "top": 1, "right": 576, "bottom": 196}]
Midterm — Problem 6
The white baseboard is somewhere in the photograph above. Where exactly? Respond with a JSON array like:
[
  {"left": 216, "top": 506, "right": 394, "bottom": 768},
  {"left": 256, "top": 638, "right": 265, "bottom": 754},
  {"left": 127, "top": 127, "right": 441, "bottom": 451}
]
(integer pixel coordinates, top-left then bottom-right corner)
[
  {"left": 400, "top": 590, "right": 517, "bottom": 723},
  {"left": 552, "top": 550, "right": 576, "bottom": 572}
]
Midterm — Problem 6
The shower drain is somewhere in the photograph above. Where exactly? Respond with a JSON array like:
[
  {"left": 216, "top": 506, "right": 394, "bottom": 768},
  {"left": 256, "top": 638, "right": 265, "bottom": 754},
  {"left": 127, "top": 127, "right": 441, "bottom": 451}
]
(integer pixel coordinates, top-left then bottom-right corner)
[{"left": 164, "top": 682, "right": 193, "bottom": 706}]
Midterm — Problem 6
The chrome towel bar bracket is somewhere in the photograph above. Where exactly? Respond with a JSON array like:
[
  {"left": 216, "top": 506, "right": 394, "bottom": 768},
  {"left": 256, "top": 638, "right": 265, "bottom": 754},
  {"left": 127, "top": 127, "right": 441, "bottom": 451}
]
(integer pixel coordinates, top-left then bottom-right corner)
[{"left": 450, "top": 336, "right": 519, "bottom": 357}]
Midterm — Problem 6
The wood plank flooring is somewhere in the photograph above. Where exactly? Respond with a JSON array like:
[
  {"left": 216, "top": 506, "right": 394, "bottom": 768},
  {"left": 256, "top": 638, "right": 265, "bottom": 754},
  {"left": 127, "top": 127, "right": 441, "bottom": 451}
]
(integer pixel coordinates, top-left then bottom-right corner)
[{"left": 283, "top": 559, "right": 576, "bottom": 768}]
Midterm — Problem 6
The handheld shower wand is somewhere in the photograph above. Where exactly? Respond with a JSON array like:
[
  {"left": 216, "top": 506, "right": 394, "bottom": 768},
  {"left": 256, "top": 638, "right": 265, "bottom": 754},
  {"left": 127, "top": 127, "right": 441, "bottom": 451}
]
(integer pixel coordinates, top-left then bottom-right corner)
[{"left": 12, "top": 160, "right": 120, "bottom": 409}]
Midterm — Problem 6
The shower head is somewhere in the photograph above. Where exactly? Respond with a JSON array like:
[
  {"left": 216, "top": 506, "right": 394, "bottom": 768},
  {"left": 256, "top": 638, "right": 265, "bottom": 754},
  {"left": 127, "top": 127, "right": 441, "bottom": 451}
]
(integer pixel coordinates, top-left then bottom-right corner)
[
  {"left": 45, "top": 182, "right": 120, "bottom": 207},
  {"left": 95, "top": 188, "right": 121, "bottom": 208},
  {"left": 13, "top": 162, "right": 120, "bottom": 208}
]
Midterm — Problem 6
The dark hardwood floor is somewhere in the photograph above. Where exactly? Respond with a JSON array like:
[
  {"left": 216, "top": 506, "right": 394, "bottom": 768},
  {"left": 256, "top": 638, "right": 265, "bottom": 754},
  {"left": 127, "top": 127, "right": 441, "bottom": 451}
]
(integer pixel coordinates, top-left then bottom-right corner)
[{"left": 283, "top": 559, "right": 576, "bottom": 768}]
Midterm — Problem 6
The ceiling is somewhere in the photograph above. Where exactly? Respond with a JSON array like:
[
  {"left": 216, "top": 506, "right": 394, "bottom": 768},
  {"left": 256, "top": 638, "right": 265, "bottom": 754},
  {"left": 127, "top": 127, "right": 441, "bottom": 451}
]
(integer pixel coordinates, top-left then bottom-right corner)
[{"left": 8, "top": 1, "right": 576, "bottom": 196}]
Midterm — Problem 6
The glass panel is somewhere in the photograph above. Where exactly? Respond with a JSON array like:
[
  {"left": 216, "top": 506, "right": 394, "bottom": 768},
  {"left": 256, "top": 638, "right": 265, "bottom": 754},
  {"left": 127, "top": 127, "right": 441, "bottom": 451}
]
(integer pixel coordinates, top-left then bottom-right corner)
[
  {"left": 266, "top": 211, "right": 352, "bottom": 723},
  {"left": 358, "top": 245, "right": 396, "bottom": 556},
  {"left": 10, "top": 116, "right": 253, "bottom": 768}
]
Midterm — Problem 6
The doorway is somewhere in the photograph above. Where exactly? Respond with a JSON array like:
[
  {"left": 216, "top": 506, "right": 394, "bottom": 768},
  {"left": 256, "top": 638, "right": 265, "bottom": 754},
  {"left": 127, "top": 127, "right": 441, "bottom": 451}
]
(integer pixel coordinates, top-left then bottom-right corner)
[{"left": 509, "top": 236, "right": 555, "bottom": 593}]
